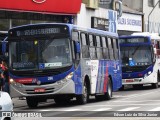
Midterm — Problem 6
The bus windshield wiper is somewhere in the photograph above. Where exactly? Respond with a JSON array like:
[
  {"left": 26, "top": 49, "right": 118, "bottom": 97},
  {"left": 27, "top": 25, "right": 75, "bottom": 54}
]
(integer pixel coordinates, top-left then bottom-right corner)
[{"left": 132, "top": 46, "right": 140, "bottom": 56}]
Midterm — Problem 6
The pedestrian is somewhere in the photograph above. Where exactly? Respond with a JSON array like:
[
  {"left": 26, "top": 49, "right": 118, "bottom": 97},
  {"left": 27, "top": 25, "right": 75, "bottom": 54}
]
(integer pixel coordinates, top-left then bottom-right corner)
[
  {"left": 0, "top": 61, "right": 4, "bottom": 91},
  {"left": 0, "top": 58, "right": 9, "bottom": 93},
  {"left": 0, "top": 72, "right": 4, "bottom": 91}
]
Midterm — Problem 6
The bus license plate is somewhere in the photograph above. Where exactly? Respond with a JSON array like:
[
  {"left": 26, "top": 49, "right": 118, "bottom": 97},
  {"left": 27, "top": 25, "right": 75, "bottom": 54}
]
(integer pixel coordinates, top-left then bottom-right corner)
[
  {"left": 34, "top": 88, "right": 45, "bottom": 92},
  {"left": 126, "top": 79, "right": 134, "bottom": 82}
]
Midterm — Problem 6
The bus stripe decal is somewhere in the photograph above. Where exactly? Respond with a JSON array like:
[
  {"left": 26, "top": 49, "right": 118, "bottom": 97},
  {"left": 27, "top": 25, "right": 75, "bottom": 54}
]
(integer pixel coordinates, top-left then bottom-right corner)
[{"left": 103, "top": 62, "right": 108, "bottom": 92}]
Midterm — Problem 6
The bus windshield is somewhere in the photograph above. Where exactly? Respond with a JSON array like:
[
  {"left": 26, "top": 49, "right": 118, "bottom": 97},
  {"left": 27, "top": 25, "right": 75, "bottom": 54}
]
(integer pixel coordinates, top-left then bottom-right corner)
[
  {"left": 9, "top": 38, "right": 72, "bottom": 70},
  {"left": 120, "top": 45, "right": 152, "bottom": 66}
]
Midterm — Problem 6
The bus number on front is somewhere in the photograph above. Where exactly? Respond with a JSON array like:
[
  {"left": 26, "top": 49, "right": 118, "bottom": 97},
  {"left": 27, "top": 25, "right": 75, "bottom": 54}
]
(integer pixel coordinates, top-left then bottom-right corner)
[{"left": 48, "top": 77, "right": 53, "bottom": 80}]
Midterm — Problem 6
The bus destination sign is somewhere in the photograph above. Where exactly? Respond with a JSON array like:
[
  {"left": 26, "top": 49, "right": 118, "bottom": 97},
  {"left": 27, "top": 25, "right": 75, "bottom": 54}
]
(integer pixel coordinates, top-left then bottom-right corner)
[
  {"left": 120, "top": 38, "right": 148, "bottom": 44},
  {"left": 8, "top": 24, "right": 69, "bottom": 37},
  {"left": 16, "top": 28, "right": 60, "bottom": 36}
]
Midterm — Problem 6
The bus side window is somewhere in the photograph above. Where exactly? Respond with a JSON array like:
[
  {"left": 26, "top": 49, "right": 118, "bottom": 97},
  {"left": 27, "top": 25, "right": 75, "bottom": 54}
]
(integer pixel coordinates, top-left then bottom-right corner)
[
  {"left": 96, "top": 36, "right": 103, "bottom": 59},
  {"left": 72, "top": 31, "right": 80, "bottom": 60},
  {"left": 81, "top": 32, "right": 89, "bottom": 58},
  {"left": 102, "top": 37, "right": 109, "bottom": 59},
  {"left": 113, "top": 38, "right": 119, "bottom": 60},
  {"left": 89, "top": 34, "right": 97, "bottom": 59},
  {"left": 116, "top": 39, "right": 120, "bottom": 59},
  {"left": 108, "top": 37, "right": 114, "bottom": 60},
  {"left": 71, "top": 31, "right": 79, "bottom": 60}
]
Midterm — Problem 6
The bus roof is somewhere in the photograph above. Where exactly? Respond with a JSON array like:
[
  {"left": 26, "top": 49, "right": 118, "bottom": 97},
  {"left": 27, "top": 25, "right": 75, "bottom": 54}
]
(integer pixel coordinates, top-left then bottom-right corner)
[
  {"left": 132, "top": 32, "right": 160, "bottom": 40},
  {"left": 9, "top": 23, "right": 118, "bottom": 38},
  {"left": 120, "top": 32, "right": 160, "bottom": 40},
  {"left": 72, "top": 25, "right": 118, "bottom": 38}
]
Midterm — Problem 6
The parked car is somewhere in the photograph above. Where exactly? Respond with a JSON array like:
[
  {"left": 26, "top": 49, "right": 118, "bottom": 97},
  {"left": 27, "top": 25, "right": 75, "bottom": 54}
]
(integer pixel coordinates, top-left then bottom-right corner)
[{"left": 0, "top": 91, "right": 13, "bottom": 120}]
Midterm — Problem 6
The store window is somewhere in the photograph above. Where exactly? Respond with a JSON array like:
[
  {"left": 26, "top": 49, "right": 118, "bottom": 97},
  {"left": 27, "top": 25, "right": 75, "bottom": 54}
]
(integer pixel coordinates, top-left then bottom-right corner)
[
  {"left": 12, "top": 19, "right": 30, "bottom": 28},
  {"left": 0, "top": 19, "right": 10, "bottom": 31}
]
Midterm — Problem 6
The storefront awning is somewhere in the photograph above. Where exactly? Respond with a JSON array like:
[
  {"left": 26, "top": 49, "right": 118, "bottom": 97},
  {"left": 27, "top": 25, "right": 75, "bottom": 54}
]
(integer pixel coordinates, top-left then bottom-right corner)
[{"left": 0, "top": 0, "right": 81, "bottom": 15}]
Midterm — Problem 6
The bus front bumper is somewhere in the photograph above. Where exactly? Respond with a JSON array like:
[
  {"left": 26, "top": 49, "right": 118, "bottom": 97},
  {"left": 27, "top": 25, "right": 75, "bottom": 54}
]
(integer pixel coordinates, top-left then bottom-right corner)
[
  {"left": 10, "top": 79, "right": 75, "bottom": 98},
  {"left": 122, "top": 76, "right": 156, "bottom": 85}
]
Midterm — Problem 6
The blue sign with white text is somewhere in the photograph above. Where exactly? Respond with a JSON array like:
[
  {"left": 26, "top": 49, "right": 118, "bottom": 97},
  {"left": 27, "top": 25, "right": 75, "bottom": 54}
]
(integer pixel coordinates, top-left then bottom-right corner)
[{"left": 108, "top": 10, "right": 117, "bottom": 33}]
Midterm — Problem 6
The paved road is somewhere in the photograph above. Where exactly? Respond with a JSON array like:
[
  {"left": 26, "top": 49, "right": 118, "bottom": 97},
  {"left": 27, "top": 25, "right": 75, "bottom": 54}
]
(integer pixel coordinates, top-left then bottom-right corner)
[{"left": 12, "top": 85, "right": 160, "bottom": 120}]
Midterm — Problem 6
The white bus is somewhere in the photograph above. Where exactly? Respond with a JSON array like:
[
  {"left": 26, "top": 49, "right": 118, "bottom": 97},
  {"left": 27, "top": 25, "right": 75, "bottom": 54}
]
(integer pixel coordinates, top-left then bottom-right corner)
[{"left": 119, "top": 32, "right": 160, "bottom": 89}]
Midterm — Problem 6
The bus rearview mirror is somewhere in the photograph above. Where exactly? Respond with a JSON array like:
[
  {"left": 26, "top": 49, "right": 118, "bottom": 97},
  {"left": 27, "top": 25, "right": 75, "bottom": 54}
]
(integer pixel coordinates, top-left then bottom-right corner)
[{"left": 75, "top": 42, "right": 80, "bottom": 53}]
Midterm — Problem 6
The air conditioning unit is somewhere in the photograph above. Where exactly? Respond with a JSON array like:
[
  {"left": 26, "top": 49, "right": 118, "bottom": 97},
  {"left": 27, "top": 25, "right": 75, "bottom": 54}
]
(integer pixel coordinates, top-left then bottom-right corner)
[{"left": 83, "top": 0, "right": 99, "bottom": 9}]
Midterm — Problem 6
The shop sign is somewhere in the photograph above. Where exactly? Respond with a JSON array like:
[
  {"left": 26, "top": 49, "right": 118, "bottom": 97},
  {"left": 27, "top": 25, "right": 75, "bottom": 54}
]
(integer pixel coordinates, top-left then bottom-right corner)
[
  {"left": 91, "top": 17, "right": 109, "bottom": 31},
  {"left": 117, "top": 13, "right": 142, "bottom": 31}
]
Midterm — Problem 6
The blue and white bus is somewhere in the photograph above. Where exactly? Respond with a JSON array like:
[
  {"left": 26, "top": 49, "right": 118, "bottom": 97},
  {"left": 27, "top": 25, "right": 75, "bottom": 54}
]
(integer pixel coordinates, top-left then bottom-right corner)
[
  {"left": 119, "top": 32, "right": 160, "bottom": 89},
  {"left": 5, "top": 23, "right": 122, "bottom": 108}
]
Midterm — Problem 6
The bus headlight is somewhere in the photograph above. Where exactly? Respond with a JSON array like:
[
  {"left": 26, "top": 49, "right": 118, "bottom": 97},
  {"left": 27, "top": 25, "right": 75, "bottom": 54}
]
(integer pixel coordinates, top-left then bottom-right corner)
[
  {"left": 65, "top": 72, "right": 73, "bottom": 80},
  {"left": 10, "top": 78, "right": 22, "bottom": 87},
  {"left": 10, "top": 78, "right": 16, "bottom": 84},
  {"left": 57, "top": 72, "right": 73, "bottom": 85},
  {"left": 148, "top": 71, "right": 151, "bottom": 75},
  {"left": 144, "top": 71, "right": 152, "bottom": 78}
]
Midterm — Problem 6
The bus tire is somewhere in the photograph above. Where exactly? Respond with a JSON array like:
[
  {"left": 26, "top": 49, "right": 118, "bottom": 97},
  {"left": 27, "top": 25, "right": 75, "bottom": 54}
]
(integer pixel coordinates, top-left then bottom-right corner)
[
  {"left": 26, "top": 97, "right": 38, "bottom": 108},
  {"left": 4, "top": 117, "right": 11, "bottom": 120},
  {"left": 152, "top": 83, "right": 158, "bottom": 89},
  {"left": 119, "top": 85, "right": 124, "bottom": 91},
  {"left": 158, "top": 71, "right": 160, "bottom": 82},
  {"left": 95, "top": 95, "right": 103, "bottom": 101},
  {"left": 76, "top": 82, "right": 89, "bottom": 104},
  {"left": 104, "top": 78, "right": 112, "bottom": 100}
]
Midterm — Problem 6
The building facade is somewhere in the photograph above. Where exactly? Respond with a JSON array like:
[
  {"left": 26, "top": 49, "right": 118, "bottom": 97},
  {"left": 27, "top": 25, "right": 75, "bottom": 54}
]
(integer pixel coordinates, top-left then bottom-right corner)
[
  {"left": 0, "top": 0, "right": 82, "bottom": 32},
  {"left": 123, "top": 0, "right": 160, "bottom": 33},
  {"left": 0, "top": 0, "right": 120, "bottom": 34},
  {"left": 1, "top": 0, "right": 143, "bottom": 37},
  {"left": 117, "top": 5, "right": 143, "bottom": 35},
  {"left": 143, "top": 0, "right": 160, "bottom": 33}
]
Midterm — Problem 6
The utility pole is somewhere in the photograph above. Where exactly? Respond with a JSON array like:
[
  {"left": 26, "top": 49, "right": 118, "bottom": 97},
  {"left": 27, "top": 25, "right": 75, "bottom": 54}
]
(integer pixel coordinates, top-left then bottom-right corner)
[{"left": 148, "top": 0, "right": 160, "bottom": 32}]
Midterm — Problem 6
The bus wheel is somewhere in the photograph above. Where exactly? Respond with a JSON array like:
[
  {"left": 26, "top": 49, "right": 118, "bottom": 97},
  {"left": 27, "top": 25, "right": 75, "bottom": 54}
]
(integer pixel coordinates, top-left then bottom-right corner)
[
  {"left": 76, "top": 82, "right": 89, "bottom": 104},
  {"left": 119, "top": 85, "right": 124, "bottom": 91},
  {"left": 26, "top": 97, "right": 38, "bottom": 108},
  {"left": 152, "top": 83, "right": 158, "bottom": 89},
  {"left": 152, "top": 72, "right": 160, "bottom": 88},
  {"left": 95, "top": 95, "right": 103, "bottom": 101},
  {"left": 104, "top": 78, "right": 112, "bottom": 100}
]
